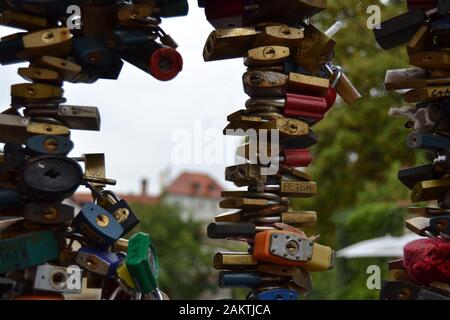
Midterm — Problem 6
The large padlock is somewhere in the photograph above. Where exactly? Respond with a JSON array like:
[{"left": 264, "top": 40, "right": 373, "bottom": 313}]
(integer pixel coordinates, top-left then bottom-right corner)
[
  {"left": 125, "top": 233, "right": 160, "bottom": 295},
  {"left": 0, "top": 230, "right": 60, "bottom": 274},
  {"left": 72, "top": 203, "right": 124, "bottom": 246},
  {"left": 20, "top": 155, "right": 83, "bottom": 201}
]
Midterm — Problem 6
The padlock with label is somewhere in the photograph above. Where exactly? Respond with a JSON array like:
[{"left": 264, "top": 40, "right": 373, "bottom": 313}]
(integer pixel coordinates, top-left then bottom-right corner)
[{"left": 0, "top": 230, "right": 60, "bottom": 274}]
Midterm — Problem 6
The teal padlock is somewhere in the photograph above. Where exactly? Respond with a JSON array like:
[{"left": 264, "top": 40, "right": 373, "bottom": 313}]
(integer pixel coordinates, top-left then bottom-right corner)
[
  {"left": 125, "top": 232, "right": 159, "bottom": 294},
  {"left": 0, "top": 230, "right": 60, "bottom": 274}
]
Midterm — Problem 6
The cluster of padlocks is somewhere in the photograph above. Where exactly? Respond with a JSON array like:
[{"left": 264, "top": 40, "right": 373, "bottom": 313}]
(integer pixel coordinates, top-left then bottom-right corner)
[
  {"left": 0, "top": 0, "right": 187, "bottom": 300},
  {"left": 199, "top": 0, "right": 361, "bottom": 300},
  {"left": 374, "top": 0, "right": 450, "bottom": 300}
]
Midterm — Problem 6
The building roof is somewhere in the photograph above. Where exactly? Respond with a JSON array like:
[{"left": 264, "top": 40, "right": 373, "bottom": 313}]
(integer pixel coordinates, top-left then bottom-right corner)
[
  {"left": 165, "top": 172, "right": 223, "bottom": 199},
  {"left": 71, "top": 193, "right": 160, "bottom": 206}
]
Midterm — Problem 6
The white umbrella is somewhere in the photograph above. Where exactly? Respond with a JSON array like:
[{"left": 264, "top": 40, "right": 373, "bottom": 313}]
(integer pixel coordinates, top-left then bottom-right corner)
[{"left": 337, "top": 233, "right": 423, "bottom": 258}]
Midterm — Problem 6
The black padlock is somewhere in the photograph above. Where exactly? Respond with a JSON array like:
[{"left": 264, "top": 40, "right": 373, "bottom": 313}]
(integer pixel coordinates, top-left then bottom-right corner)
[
  {"left": 21, "top": 155, "right": 83, "bottom": 201},
  {"left": 398, "top": 164, "right": 442, "bottom": 189},
  {"left": 207, "top": 222, "right": 259, "bottom": 239},
  {"left": 106, "top": 198, "right": 140, "bottom": 237},
  {"left": 373, "top": 9, "right": 425, "bottom": 50}
]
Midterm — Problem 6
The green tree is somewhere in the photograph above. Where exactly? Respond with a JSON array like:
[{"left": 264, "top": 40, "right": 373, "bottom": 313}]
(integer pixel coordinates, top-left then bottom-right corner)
[{"left": 131, "top": 203, "right": 215, "bottom": 299}]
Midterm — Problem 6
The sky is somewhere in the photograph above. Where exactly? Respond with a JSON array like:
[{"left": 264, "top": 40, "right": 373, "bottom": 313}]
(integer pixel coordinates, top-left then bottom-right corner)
[{"left": 0, "top": 0, "right": 246, "bottom": 196}]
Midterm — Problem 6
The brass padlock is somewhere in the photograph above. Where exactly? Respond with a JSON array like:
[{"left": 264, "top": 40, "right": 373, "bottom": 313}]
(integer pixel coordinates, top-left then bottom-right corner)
[
  {"left": 0, "top": 10, "right": 48, "bottom": 30},
  {"left": 203, "top": 28, "right": 258, "bottom": 61},
  {"left": 11, "top": 83, "right": 63, "bottom": 101},
  {"left": 404, "top": 85, "right": 450, "bottom": 103},
  {"left": 243, "top": 70, "right": 288, "bottom": 98},
  {"left": 253, "top": 25, "right": 304, "bottom": 49},
  {"left": 288, "top": 72, "right": 329, "bottom": 97},
  {"left": 411, "top": 178, "right": 450, "bottom": 202},
  {"left": 245, "top": 46, "right": 291, "bottom": 66},
  {"left": 384, "top": 68, "right": 450, "bottom": 90},
  {"left": 31, "top": 56, "right": 82, "bottom": 82},
  {"left": 18, "top": 28, "right": 72, "bottom": 59},
  {"left": 410, "top": 51, "right": 450, "bottom": 71},
  {"left": 213, "top": 252, "right": 258, "bottom": 270},
  {"left": 18, "top": 67, "right": 60, "bottom": 83}
]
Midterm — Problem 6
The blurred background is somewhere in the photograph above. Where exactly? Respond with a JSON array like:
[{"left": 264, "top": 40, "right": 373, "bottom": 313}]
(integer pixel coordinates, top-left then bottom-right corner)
[{"left": 0, "top": 0, "right": 426, "bottom": 299}]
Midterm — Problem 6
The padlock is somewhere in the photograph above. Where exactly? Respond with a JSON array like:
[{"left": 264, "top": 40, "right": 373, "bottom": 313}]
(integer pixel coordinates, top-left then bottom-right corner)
[
  {"left": 410, "top": 51, "right": 450, "bottom": 71},
  {"left": 21, "top": 155, "right": 83, "bottom": 201},
  {"left": 207, "top": 222, "right": 275, "bottom": 239},
  {"left": 76, "top": 248, "right": 121, "bottom": 277},
  {"left": 213, "top": 252, "right": 258, "bottom": 270},
  {"left": 220, "top": 197, "right": 277, "bottom": 210},
  {"left": 72, "top": 37, "right": 121, "bottom": 67},
  {"left": 225, "top": 164, "right": 269, "bottom": 187},
  {"left": 0, "top": 216, "right": 24, "bottom": 233},
  {"left": 125, "top": 232, "right": 159, "bottom": 294},
  {"left": 384, "top": 68, "right": 450, "bottom": 90},
  {"left": 251, "top": 181, "right": 317, "bottom": 198},
  {"left": 123, "top": 41, "right": 183, "bottom": 81},
  {"left": 292, "top": 24, "right": 335, "bottom": 73},
  {"left": 101, "top": 191, "right": 140, "bottom": 236},
  {"left": 253, "top": 230, "right": 334, "bottom": 271},
  {"left": 249, "top": 211, "right": 318, "bottom": 227},
  {"left": 201, "top": 0, "right": 246, "bottom": 28},
  {"left": 26, "top": 135, "right": 73, "bottom": 156},
  {"left": 380, "top": 280, "right": 449, "bottom": 300},
  {"left": 411, "top": 178, "right": 450, "bottom": 202},
  {"left": 409, "top": 206, "right": 450, "bottom": 216},
  {"left": 279, "top": 164, "right": 312, "bottom": 181},
  {"left": 0, "top": 27, "right": 72, "bottom": 65},
  {"left": 0, "top": 10, "right": 48, "bottom": 30},
  {"left": 33, "top": 264, "right": 82, "bottom": 294},
  {"left": 407, "top": 0, "right": 437, "bottom": 10},
  {"left": 0, "top": 188, "right": 22, "bottom": 212},
  {"left": 373, "top": 9, "right": 425, "bottom": 50},
  {"left": 283, "top": 93, "right": 328, "bottom": 121},
  {"left": 406, "top": 132, "right": 450, "bottom": 152},
  {"left": 245, "top": 46, "right": 291, "bottom": 67},
  {"left": 0, "top": 230, "right": 59, "bottom": 273},
  {"left": 404, "top": 85, "right": 450, "bottom": 103},
  {"left": 253, "top": 26, "right": 304, "bottom": 49},
  {"left": 287, "top": 73, "right": 330, "bottom": 97},
  {"left": 11, "top": 83, "right": 63, "bottom": 101},
  {"left": 72, "top": 203, "right": 123, "bottom": 246},
  {"left": 406, "top": 216, "right": 431, "bottom": 236},
  {"left": 250, "top": 288, "right": 298, "bottom": 301},
  {"left": 18, "top": 67, "right": 61, "bottom": 84},
  {"left": 219, "top": 271, "right": 283, "bottom": 288},
  {"left": 203, "top": 27, "right": 258, "bottom": 61},
  {"left": 243, "top": 70, "right": 288, "bottom": 98},
  {"left": 155, "top": 0, "right": 189, "bottom": 17},
  {"left": 407, "top": 25, "right": 431, "bottom": 55},
  {"left": 31, "top": 56, "right": 82, "bottom": 83},
  {"left": 117, "top": 3, "right": 155, "bottom": 22},
  {"left": 398, "top": 164, "right": 442, "bottom": 189},
  {"left": 22, "top": 202, "right": 75, "bottom": 224},
  {"left": 281, "top": 149, "right": 313, "bottom": 167},
  {"left": 430, "top": 215, "right": 450, "bottom": 235}
]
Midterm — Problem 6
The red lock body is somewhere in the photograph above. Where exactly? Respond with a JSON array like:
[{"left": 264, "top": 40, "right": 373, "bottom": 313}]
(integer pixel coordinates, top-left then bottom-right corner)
[
  {"left": 282, "top": 149, "right": 313, "bottom": 167},
  {"left": 204, "top": 0, "right": 245, "bottom": 28},
  {"left": 284, "top": 93, "right": 327, "bottom": 121},
  {"left": 149, "top": 47, "right": 183, "bottom": 81}
]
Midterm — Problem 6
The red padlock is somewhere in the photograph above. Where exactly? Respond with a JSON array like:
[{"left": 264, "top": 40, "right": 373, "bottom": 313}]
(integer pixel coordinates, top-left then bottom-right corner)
[
  {"left": 149, "top": 47, "right": 183, "bottom": 81},
  {"left": 204, "top": 0, "right": 245, "bottom": 28},
  {"left": 282, "top": 149, "right": 313, "bottom": 167},
  {"left": 407, "top": 0, "right": 436, "bottom": 10},
  {"left": 284, "top": 93, "right": 327, "bottom": 121},
  {"left": 325, "top": 86, "right": 337, "bottom": 110}
]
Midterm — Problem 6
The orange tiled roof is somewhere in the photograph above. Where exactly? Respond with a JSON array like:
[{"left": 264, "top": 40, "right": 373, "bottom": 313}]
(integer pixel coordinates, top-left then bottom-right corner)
[
  {"left": 166, "top": 172, "right": 222, "bottom": 198},
  {"left": 71, "top": 193, "right": 159, "bottom": 206}
]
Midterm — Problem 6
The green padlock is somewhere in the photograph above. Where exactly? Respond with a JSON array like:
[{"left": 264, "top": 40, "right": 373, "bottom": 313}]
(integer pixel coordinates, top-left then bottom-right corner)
[
  {"left": 0, "top": 230, "right": 59, "bottom": 273},
  {"left": 157, "top": 0, "right": 189, "bottom": 17},
  {"left": 125, "top": 232, "right": 159, "bottom": 294}
]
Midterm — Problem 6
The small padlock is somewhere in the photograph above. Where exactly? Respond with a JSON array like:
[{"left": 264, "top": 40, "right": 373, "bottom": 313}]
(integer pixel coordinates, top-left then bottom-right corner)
[
  {"left": 281, "top": 149, "right": 313, "bottom": 167},
  {"left": 76, "top": 248, "right": 121, "bottom": 277},
  {"left": 407, "top": 132, "right": 450, "bottom": 152},
  {"left": 100, "top": 191, "right": 140, "bottom": 237},
  {"left": 430, "top": 215, "right": 450, "bottom": 235},
  {"left": 33, "top": 264, "right": 82, "bottom": 294},
  {"left": 72, "top": 203, "right": 123, "bottom": 246},
  {"left": 398, "top": 164, "right": 442, "bottom": 189},
  {"left": 26, "top": 135, "right": 74, "bottom": 156}
]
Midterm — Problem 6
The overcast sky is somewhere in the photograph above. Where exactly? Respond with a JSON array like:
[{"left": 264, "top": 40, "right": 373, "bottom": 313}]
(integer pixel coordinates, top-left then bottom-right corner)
[{"left": 0, "top": 0, "right": 246, "bottom": 195}]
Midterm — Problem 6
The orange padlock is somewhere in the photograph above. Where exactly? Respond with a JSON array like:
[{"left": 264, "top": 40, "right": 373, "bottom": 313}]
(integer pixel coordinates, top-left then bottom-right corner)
[{"left": 253, "top": 230, "right": 334, "bottom": 271}]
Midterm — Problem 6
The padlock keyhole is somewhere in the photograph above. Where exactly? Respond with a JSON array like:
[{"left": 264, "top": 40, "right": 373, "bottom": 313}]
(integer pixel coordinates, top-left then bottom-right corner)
[{"left": 44, "top": 168, "right": 60, "bottom": 179}]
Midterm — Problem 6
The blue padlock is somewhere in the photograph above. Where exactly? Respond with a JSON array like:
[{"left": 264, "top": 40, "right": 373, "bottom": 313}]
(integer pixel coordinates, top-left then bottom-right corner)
[
  {"left": 219, "top": 272, "right": 262, "bottom": 288},
  {"left": 75, "top": 248, "right": 121, "bottom": 277},
  {"left": 0, "top": 189, "right": 22, "bottom": 212},
  {"left": 430, "top": 215, "right": 450, "bottom": 235},
  {"left": 72, "top": 37, "right": 121, "bottom": 67},
  {"left": 255, "top": 289, "right": 298, "bottom": 301},
  {"left": 407, "top": 132, "right": 450, "bottom": 152},
  {"left": 73, "top": 203, "right": 123, "bottom": 246},
  {"left": 26, "top": 135, "right": 74, "bottom": 156}
]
